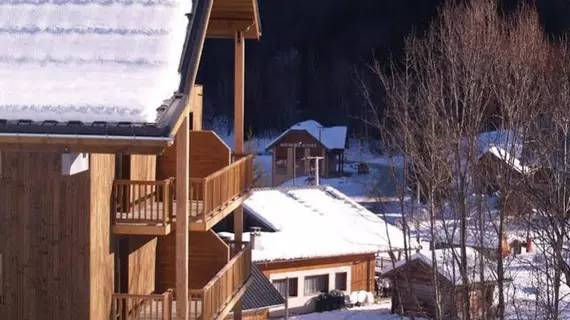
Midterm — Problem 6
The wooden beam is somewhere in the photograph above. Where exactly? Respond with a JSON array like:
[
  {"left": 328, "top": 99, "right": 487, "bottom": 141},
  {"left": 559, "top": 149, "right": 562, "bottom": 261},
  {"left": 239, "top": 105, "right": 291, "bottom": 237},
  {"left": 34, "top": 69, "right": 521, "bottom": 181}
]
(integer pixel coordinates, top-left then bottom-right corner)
[
  {"left": 206, "top": 19, "right": 258, "bottom": 39},
  {"left": 234, "top": 30, "right": 245, "bottom": 155},
  {"left": 112, "top": 225, "right": 171, "bottom": 236},
  {"left": 215, "top": 277, "right": 253, "bottom": 320},
  {"left": 176, "top": 116, "right": 190, "bottom": 320},
  {"left": 0, "top": 137, "right": 171, "bottom": 155}
]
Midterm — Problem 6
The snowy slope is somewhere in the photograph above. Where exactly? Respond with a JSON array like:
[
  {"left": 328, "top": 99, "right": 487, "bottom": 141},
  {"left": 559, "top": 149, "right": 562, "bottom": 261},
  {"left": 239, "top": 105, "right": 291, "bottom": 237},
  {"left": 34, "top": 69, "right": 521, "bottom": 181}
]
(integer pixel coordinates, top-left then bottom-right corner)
[{"left": 0, "top": 0, "right": 191, "bottom": 122}]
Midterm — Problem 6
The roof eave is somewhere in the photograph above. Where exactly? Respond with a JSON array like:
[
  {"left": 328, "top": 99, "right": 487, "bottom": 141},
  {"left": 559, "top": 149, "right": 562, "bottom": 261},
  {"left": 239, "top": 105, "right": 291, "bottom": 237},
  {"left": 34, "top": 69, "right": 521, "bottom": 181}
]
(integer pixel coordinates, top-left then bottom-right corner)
[
  {"left": 0, "top": 133, "right": 172, "bottom": 154},
  {"left": 161, "top": 0, "right": 214, "bottom": 137}
]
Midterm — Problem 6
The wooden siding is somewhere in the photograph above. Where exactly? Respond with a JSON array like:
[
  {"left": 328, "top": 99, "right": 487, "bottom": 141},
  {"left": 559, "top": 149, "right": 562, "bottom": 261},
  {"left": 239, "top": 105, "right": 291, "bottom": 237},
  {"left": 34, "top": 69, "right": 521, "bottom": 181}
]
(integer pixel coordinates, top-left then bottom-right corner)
[
  {"left": 257, "top": 253, "right": 376, "bottom": 292},
  {"left": 191, "top": 85, "right": 203, "bottom": 131},
  {"left": 130, "top": 155, "right": 157, "bottom": 181},
  {"left": 189, "top": 131, "right": 231, "bottom": 178},
  {"left": 157, "top": 131, "right": 231, "bottom": 181},
  {"left": 156, "top": 230, "right": 230, "bottom": 293},
  {"left": 0, "top": 151, "right": 116, "bottom": 320},
  {"left": 386, "top": 259, "right": 495, "bottom": 320},
  {"left": 128, "top": 236, "right": 157, "bottom": 295},
  {"left": 90, "top": 154, "right": 116, "bottom": 320},
  {"left": 207, "top": 0, "right": 260, "bottom": 39},
  {"left": 225, "top": 308, "right": 269, "bottom": 320}
]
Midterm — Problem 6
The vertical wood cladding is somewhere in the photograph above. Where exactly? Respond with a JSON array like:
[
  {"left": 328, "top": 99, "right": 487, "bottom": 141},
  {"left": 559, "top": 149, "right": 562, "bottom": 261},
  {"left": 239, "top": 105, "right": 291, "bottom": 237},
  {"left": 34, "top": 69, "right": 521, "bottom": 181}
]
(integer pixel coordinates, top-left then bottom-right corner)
[
  {"left": 0, "top": 151, "right": 108, "bottom": 320},
  {"left": 157, "top": 131, "right": 231, "bottom": 182},
  {"left": 156, "top": 230, "right": 229, "bottom": 292},
  {"left": 89, "top": 154, "right": 116, "bottom": 320},
  {"left": 124, "top": 155, "right": 158, "bottom": 295}
]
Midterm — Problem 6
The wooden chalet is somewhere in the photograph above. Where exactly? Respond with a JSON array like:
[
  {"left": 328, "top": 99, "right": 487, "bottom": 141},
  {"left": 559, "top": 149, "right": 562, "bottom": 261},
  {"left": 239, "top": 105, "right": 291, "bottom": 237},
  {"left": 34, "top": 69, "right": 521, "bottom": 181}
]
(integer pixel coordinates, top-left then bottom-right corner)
[
  {"left": 265, "top": 120, "right": 348, "bottom": 186},
  {"left": 383, "top": 248, "right": 499, "bottom": 320},
  {"left": 0, "top": 1, "right": 261, "bottom": 320},
  {"left": 217, "top": 186, "right": 413, "bottom": 316},
  {"left": 474, "top": 146, "right": 532, "bottom": 217}
]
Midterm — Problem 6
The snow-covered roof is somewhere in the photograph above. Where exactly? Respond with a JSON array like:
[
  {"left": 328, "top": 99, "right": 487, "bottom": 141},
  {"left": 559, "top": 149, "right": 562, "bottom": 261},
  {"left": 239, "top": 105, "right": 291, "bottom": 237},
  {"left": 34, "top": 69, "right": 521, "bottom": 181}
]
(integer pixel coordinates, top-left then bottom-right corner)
[
  {"left": 265, "top": 120, "right": 347, "bottom": 151},
  {"left": 228, "top": 185, "right": 414, "bottom": 263},
  {"left": 383, "top": 248, "right": 496, "bottom": 284},
  {"left": 479, "top": 146, "right": 530, "bottom": 174},
  {"left": 476, "top": 130, "right": 530, "bottom": 174},
  {"left": 0, "top": 0, "right": 191, "bottom": 123}
]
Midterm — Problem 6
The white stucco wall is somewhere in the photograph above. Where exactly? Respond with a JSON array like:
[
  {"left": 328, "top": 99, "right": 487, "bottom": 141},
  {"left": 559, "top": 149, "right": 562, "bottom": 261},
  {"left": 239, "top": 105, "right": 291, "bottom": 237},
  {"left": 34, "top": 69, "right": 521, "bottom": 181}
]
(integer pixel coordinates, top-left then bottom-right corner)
[{"left": 267, "top": 265, "right": 352, "bottom": 317}]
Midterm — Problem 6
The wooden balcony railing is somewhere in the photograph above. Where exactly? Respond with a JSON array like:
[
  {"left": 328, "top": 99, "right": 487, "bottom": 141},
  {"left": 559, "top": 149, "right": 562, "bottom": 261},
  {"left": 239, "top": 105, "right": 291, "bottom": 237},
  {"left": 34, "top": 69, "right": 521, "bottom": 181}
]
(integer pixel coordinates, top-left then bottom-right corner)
[
  {"left": 112, "top": 289, "right": 173, "bottom": 320},
  {"left": 113, "top": 178, "right": 175, "bottom": 226},
  {"left": 189, "top": 154, "right": 254, "bottom": 223},
  {"left": 190, "top": 242, "right": 252, "bottom": 320}
]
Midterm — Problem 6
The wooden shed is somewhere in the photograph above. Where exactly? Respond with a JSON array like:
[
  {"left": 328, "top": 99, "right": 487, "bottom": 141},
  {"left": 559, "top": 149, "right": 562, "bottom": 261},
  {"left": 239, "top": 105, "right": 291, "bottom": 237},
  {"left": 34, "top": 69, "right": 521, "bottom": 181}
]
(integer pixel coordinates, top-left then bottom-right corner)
[
  {"left": 382, "top": 248, "right": 498, "bottom": 320},
  {"left": 265, "top": 120, "right": 347, "bottom": 186}
]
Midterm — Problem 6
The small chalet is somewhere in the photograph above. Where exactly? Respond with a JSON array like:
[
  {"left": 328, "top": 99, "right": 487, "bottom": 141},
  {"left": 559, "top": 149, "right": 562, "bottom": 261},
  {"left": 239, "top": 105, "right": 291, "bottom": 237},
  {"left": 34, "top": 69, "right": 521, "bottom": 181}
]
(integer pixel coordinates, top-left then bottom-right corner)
[
  {"left": 475, "top": 145, "right": 533, "bottom": 216},
  {"left": 217, "top": 185, "right": 414, "bottom": 316},
  {"left": 383, "top": 248, "right": 499, "bottom": 320},
  {"left": 265, "top": 120, "right": 348, "bottom": 186}
]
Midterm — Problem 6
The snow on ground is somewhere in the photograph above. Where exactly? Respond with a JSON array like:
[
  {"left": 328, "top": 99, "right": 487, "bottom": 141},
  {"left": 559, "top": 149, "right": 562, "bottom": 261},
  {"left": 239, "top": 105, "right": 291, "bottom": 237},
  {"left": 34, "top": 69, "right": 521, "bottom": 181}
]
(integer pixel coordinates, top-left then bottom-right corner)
[
  {"left": 0, "top": 0, "right": 190, "bottom": 122},
  {"left": 213, "top": 125, "right": 405, "bottom": 204},
  {"left": 290, "top": 302, "right": 426, "bottom": 320}
]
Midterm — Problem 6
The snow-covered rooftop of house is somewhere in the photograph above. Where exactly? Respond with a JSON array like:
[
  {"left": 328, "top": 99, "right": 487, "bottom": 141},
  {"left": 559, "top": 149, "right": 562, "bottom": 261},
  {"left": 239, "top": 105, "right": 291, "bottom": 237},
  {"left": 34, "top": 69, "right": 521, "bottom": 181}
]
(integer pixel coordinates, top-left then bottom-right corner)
[
  {"left": 265, "top": 120, "right": 348, "bottom": 151},
  {"left": 0, "top": 0, "right": 191, "bottom": 123},
  {"left": 383, "top": 247, "right": 496, "bottom": 284},
  {"left": 223, "top": 186, "right": 414, "bottom": 263},
  {"left": 476, "top": 130, "right": 530, "bottom": 174}
]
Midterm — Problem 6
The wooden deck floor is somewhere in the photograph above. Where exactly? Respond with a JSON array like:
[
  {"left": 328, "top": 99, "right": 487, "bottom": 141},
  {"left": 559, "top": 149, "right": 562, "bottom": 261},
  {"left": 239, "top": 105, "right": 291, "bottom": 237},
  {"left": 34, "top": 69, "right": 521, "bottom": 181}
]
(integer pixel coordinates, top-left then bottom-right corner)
[
  {"left": 126, "top": 300, "right": 203, "bottom": 320},
  {"left": 115, "top": 200, "right": 205, "bottom": 225}
]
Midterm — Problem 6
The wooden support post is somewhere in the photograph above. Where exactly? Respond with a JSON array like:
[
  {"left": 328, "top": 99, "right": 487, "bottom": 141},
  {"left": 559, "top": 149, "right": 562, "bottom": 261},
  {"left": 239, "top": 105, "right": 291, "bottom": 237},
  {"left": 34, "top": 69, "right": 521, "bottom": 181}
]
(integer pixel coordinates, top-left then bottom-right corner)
[
  {"left": 176, "top": 116, "right": 190, "bottom": 320},
  {"left": 233, "top": 29, "right": 245, "bottom": 320},
  {"left": 234, "top": 30, "right": 245, "bottom": 155}
]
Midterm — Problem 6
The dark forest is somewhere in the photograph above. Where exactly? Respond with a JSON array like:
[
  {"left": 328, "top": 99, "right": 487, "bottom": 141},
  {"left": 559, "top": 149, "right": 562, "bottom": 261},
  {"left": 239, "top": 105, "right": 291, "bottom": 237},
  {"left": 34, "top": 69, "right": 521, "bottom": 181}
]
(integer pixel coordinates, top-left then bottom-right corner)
[{"left": 196, "top": 0, "right": 570, "bottom": 136}]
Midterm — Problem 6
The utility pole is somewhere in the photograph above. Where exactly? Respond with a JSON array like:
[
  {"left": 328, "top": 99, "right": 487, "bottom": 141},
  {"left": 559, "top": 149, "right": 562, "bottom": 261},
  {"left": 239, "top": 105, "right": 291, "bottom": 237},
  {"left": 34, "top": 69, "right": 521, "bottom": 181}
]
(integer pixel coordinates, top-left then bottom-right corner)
[
  {"left": 305, "top": 156, "right": 324, "bottom": 186},
  {"left": 292, "top": 142, "right": 302, "bottom": 186},
  {"left": 285, "top": 277, "right": 290, "bottom": 319}
]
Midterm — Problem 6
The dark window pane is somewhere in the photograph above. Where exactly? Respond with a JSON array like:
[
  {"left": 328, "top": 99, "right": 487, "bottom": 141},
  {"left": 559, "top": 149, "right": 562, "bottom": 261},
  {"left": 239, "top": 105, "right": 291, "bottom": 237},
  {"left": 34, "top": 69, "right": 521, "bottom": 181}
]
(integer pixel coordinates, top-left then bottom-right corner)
[{"left": 335, "top": 272, "right": 347, "bottom": 291}]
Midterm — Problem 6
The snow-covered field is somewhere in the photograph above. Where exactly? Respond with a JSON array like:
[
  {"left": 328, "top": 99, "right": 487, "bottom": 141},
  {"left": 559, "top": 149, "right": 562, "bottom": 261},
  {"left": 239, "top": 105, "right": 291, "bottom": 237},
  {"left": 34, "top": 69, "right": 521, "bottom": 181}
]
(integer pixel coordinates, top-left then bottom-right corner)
[{"left": 290, "top": 302, "right": 426, "bottom": 320}]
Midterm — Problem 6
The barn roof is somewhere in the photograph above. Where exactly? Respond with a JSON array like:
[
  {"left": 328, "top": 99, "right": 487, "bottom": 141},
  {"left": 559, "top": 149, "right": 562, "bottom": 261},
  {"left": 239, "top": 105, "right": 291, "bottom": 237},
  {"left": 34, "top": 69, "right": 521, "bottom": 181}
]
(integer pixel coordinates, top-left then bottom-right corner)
[
  {"left": 219, "top": 185, "right": 414, "bottom": 263},
  {"left": 241, "top": 264, "right": 285, "bottom": 311},
  {"left": 265, "top": 120, "right": 348, "bottom": 151},
  {"left": 383, "top": 248, "right": 497, "bottom": 285}
]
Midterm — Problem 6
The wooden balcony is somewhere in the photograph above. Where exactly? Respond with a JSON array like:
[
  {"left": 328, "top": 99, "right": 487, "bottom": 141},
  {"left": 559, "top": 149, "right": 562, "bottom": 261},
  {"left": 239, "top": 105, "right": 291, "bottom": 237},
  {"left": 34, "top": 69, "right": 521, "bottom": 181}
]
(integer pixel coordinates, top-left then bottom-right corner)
[
  {"left": 112, "top": 155, "right": 254, "bottom": 235},
  {"left": 190, "top": 241, "right": 252, "bottom": 320},
  {"left": 113, "top": 179, "right": 175, "bottom": 235},
  {"left": 120, "top": 243, "right": 252, "bottom": 320},
  {"left": 112, "top": 289, "right": 174, "bottom": 320},
  {"left": 187, "top": 154, "right": 254, "bottom": 231}
]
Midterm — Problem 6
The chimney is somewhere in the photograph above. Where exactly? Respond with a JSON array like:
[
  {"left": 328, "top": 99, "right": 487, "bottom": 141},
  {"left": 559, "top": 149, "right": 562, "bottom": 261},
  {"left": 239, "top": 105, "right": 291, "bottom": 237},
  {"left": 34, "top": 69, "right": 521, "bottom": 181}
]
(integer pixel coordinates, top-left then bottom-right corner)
[{"left": 250, "top": 227, "right": 263, "bottom": 250}]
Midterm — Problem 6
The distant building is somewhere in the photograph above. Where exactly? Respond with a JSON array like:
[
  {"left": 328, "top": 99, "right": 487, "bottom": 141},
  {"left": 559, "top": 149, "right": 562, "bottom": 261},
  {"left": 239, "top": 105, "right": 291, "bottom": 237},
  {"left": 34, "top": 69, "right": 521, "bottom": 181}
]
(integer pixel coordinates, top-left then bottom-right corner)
[
  {"left": 265, "top": 120, "right": 348, "bottom": 186},
  {"left": 383, "top": 248, "right": 500, "bottom": 320},
  {"left": 217, "top": 185, "right": 415, "bottom": 316}
]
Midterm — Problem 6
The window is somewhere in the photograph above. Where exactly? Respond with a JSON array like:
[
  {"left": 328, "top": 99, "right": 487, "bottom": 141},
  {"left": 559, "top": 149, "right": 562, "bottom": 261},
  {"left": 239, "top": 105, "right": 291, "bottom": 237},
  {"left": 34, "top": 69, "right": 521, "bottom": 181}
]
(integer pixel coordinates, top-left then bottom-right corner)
[
  {"left": 272, "top": 278, "right": 298, "bottom": 298},
  {"left": 335, "top": 272, "right": 347, "bottom": 291},
  {"left": 304, "top": 274, "right": 329, "bottom": 296},
  {"left": 288, "top": 278, "right": 298, "bottom": 297}
]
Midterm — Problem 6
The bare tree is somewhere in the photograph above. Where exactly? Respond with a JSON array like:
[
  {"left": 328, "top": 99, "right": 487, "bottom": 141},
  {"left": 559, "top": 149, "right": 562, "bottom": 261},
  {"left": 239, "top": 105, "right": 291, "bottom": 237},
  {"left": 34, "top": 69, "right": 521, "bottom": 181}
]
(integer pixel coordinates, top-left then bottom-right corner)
[{"left": 364, "top": 0, "right": 569, "bottom": 319}]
